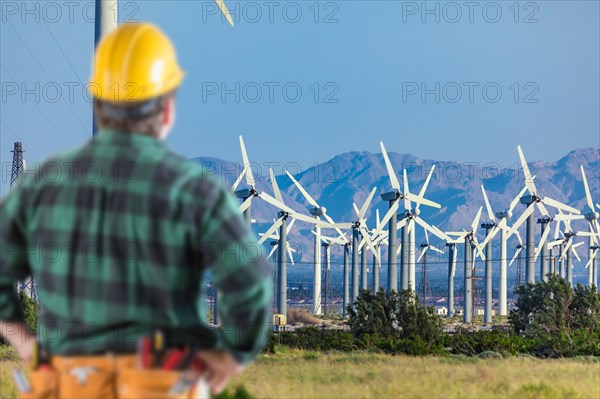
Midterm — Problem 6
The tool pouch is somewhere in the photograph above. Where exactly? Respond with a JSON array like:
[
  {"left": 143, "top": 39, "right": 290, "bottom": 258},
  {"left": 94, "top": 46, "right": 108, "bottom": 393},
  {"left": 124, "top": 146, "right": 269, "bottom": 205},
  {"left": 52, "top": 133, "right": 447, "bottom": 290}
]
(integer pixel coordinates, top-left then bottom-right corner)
[
  {"left": 17, "top": 370, "right": 58, "bottom": 399},
  {"left": 117, "top": 369, "right": 208, "bottom": 399}
]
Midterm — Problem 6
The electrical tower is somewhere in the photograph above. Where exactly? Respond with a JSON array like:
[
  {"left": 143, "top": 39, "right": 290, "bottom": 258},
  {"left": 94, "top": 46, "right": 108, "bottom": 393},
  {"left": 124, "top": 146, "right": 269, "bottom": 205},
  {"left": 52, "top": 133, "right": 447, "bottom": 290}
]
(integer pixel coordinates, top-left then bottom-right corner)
[
  {"left": 419, "top": 243, "right": 432, "bottom": 304},
  {"left": 470, "top": 262, "right": 482, "bottom": 321},
  {"left": 515, "top": 245, "right": 524, "bottom": 287},
  {"left": 10, "top": 143, "right": 37, "bottom": 300}
]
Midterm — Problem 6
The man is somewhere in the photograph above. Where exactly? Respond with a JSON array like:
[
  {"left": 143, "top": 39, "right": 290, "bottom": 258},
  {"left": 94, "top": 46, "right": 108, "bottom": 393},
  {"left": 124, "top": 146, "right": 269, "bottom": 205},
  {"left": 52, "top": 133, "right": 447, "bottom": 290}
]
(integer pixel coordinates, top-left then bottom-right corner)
[{"left": 0, "top": 22, "right": 272, "bottom": 396}]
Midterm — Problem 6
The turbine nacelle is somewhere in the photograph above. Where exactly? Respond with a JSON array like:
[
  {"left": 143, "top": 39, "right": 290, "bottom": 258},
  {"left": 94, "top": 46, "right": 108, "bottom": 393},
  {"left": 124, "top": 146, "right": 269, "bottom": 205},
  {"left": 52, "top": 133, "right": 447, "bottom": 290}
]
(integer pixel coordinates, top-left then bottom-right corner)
[
  {"left": 495, "top": 210, "right": 513, "bottom": 220},
  {"left": 381, "top": 191, "right": 400, "bottom": 202},
  {"left": 520, "top": 193, "right": 540, "bottom": 206},
  {"left": 309, "top": 206, "right": 327, "bottom": 217},
  {"left": 234, "top": 187, "right": 257, "bottom": 199},
  {"left": 582, "top": 206, "right": 599, "bottom": 221}
]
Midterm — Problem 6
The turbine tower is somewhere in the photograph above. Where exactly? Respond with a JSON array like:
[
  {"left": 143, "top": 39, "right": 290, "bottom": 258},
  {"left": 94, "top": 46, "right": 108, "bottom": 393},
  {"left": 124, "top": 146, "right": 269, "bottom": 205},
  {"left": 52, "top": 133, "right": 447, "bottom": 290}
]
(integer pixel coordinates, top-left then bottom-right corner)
[
  {"left": 447, "top": 207, "right": 485, "bottom": 324},
  {"left": 513, "top": 145, "right": 581, "bottom": 284},
  {"left": 478, "top": 185, "right": 526, "bottom": 316},
  {"left": 286, "top": 171, "right": 349, "bottom": 315},
  {"left": 378, "top": 143, "right": 439, "bottom": 292}
]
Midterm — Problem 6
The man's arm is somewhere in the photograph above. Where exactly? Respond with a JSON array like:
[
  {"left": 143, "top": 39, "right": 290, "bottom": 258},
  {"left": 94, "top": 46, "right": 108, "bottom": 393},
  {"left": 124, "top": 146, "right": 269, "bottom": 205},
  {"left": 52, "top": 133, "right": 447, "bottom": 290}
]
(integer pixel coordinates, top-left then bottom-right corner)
[
  {"left": 0, "top": 185, "right": 35, "bottom": 361},
  {"left": 196, "top": 180, "right": 273, "bottom": 364}
]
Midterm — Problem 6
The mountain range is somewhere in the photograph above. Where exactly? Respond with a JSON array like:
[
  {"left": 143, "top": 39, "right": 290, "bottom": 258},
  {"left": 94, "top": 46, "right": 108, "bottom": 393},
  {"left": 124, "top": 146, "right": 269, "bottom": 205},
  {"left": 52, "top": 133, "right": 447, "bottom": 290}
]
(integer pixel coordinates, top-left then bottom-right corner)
[{"left": 193, "top": 147, "right": 599, "bottom": 286}]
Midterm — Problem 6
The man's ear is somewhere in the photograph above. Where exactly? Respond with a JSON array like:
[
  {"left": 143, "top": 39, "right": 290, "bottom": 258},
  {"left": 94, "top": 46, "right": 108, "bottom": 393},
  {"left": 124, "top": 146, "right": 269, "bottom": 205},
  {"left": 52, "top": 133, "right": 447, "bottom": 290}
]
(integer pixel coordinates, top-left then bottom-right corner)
[{"left": 162, "top": 96, "right": 173, "bottom": 125}]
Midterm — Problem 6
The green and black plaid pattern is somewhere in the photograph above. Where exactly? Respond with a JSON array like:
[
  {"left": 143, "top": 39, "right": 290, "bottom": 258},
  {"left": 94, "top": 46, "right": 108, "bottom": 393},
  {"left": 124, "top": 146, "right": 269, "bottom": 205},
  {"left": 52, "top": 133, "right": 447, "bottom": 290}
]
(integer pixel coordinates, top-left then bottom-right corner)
[{"left": 0, "top": 129, "right": 272, "bottom": 364}]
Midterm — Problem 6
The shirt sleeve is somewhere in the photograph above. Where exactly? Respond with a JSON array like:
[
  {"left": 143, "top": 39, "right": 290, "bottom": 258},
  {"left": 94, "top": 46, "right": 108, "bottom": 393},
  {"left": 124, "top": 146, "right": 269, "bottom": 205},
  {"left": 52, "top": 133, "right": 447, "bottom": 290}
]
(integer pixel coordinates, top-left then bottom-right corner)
[
  {"left": 196, "top": 178, "right": 273, "bottom": 365},
  {"left": 0, "top": 183, "right": 31, "bottom": 322}
]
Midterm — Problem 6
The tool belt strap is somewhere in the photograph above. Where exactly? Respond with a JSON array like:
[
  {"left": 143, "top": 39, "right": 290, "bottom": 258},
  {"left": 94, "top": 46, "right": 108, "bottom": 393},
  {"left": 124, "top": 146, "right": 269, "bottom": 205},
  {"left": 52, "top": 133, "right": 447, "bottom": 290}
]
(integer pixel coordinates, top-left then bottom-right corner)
[{"left": 18, "top": 354, "right": 208, "bottom": 399}]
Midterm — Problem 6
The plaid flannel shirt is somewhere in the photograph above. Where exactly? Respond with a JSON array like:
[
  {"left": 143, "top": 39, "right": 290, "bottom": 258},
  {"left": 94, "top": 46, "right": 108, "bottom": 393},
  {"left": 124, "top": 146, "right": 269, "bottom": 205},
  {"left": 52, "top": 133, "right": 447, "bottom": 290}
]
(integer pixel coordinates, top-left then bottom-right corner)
[{"left": 0, "top": 129, "right": 272, "bottom": 364}]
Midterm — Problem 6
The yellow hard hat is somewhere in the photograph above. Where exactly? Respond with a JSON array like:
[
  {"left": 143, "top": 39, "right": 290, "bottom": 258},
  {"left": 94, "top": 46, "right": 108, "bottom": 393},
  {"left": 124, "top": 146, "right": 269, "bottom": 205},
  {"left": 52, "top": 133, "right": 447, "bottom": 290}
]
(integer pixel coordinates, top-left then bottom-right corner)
[{"left": 89, "top": 23, "right": 184, "bottom": 102}]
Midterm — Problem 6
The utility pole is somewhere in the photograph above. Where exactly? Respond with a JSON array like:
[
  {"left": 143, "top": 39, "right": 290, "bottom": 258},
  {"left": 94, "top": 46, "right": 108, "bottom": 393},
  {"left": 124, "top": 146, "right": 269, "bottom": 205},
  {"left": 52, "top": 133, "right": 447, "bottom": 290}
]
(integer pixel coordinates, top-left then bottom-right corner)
[
  {"left": 446, "top": 243, "right": 456, "bottom": 317},
  {"left": 93, "top": 0, "right": 118, "bottom": 134}
]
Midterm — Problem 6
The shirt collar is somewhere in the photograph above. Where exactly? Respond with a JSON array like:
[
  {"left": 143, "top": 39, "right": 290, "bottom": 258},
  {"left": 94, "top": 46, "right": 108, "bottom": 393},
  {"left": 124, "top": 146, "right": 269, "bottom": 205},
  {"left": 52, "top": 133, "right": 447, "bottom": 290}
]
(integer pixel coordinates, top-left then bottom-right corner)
[{"left": 93, "top": 128, "right": 165, "bottom": 148}]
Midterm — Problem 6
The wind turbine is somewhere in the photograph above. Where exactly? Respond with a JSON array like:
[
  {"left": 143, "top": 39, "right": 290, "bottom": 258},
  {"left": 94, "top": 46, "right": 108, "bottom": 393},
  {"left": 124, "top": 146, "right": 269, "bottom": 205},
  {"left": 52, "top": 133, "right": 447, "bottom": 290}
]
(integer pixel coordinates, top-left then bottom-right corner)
[
  {"left": 399, "top": 167, "right": 443, "bottom": 292},
  {"left": 286, "top": 171, "right": 349, "bottom": 315},
  {"left": 447, "top": 206, "right": 485, "bottom": 324},
  {"left": 579, "top": 166, "right": 600, "bottom": 287},
  {"left": 378, "top": 142, "right": 440, "bottom": 292},
  {"left": 257, "top": 168, "right": 333, "bottom": 316},
  {"left": 478, "top": 185, "right": 527, "bottom": 316},
  {"left": 511, "top": 145, "right": 581, "bottom": 284},
  {"left": 351, "top": 188, "right": 382, "bottom": 303},
  {"left": 215, "top": 0, "right": 234, "bottom": 26},
  {"left": 417, "top": 230, "right": 444, "bottom": 304},
  {"left": 432, "top": 225, "right": 462, "bottom": 317}
]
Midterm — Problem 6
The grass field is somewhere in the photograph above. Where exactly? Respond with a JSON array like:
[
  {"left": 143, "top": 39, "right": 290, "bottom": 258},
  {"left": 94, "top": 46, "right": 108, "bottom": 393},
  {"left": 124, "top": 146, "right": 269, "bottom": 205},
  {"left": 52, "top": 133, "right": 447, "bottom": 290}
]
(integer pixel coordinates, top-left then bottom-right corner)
[{"left": 2, "top": 346, "right": 599, "bottom": 398}]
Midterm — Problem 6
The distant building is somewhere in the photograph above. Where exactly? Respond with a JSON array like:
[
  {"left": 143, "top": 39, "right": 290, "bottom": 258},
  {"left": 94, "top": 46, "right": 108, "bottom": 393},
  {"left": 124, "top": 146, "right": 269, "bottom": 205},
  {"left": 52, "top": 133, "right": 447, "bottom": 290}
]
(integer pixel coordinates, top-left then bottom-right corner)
[{"left": 435, "top": 306, "right": 448, "bottom": 316}]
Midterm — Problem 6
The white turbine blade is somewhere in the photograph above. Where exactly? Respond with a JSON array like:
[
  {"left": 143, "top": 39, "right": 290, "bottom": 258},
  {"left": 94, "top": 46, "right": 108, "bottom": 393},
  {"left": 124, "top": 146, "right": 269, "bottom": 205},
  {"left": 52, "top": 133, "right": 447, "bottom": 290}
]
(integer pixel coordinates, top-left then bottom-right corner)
[
  {"left": 431, "top": 246, "right": 444, "bottom": 254},
  {"left": 231, "top": 165, "right": 248, "bottom": 192},
  {"left": 406, "top": 219, "right": 414, "bottom": 235},
  {"left": 405, "top": 192, "right": 441, "bottom": 209},
  {"left": 517, "top": 145, "right": 536, "bottom": 194},
  {"left": 257, "top": 218, "right": 284, "bottom": 245},
  {"left": 377, "top": 200, "right": 400, "bottom": 230},
  {"left": 471, "top": 206, "right": 483, "bottom": 233},
  {"left": 425, "top": 229, "right": 430, "bottom": 245},
  {"left": 358, "top": 187, "right": 378, "bottom": 220},
  {"left": 267, "top": 244, "right": 278, "bottom": 260},
  {"left": 416, "top": 165, "right": 436, "bottom": 211},
  {"left": 259, "top": 192, "right": 320, "bottom": 226},
  {"left": 541, "top": 197, "right": 580, "bottom": 215},
  {"left": 554, "top": 214, "right": 585, "bottom": 222},
  {"left": 481, "top": 185, "right": 495, "bottom": 222},
  {"left": 362, "top": 230, "right": 381, "bottom": 262},
  {"left": 585, "top": 250, "right": 598, "bottom": 269},
  {"left": 215, "top": 0, "right": 234, "bottom": 26},
  {"left": 415, "top": 217, "right": 451, "bottom": 242},
  {"left": 239, "top": 136, "right": 255, "bottom": 187},
  {"left": 403, "top": 169, "right": 411, "bottom": 210},
  {"left": 287, "top": 245, "right": 295, "bottom": 265},
  {"left": 286, "top": 218, "right": 296, "bottom": 235},
  {"left": 547, "top": 239, "right": 563, "bottom": 249},
  {"left": 536, "top": 201, "right": 550, "bottom": 218},
  {"left": 417, "top": 246, "right": 428, "bottom": 263},
  {"left": 472, "top": 236, "right": 486, "bottom": 260},
  {"left": 327, "top": 222, "right": 354, "bottom": 229},
  {"left": 563, "top": 239, "right": 574, "bottom": 255},
  {"left": 515, "top": 229, "right": 523, "bottom": 246},
  {"left": 509, "top": 247, "right": 522, "bottom": 267},
  {"left": 286, "top": 171, "right": 319, "bottom": 208},
  {"left": 376, "top": 209, "right": 381, "bottom": 229},
  {"left": 323, "top": 213, "right": 348, "bottom": 242},
  {"left": 239, "top": 196, "right": 252, "bottom": 213},
  {"left": 554, "top": 215, "right": 562, "bottom": 239},
  {"left": 396, "top": 217, "right": 408, "bottom": 231},
  {"left": 269, "top": 168, "right": 284, "bottom": 204},
  {"left": 451, "top": 249, "right": 457, "bottom": 277},
  {"left": 479, "top": 224, "right": 501, "bottom": 249},
  {"left": 380, "top": 141, "right": 401, "bottom": 191},
  {"left": 580, "top": 166, "right": 595, "bottom": 211},
  {"left": 571, "top": 243, "right": 582, "bottom": 263},
  {"left": 353, "top": 203, "right": 360, "bottom": 218},
  {"left": 327, "top": 249, "right": 331, "bottom": 270},
  {"left": 510, "top": 186, "right": 529, "bottom": 214},
  {"left": 534, "top": 226, "right": 551, "bottom": 261},
  {"left": 507, "top": 205, "right": 535, "bottom": 238}
]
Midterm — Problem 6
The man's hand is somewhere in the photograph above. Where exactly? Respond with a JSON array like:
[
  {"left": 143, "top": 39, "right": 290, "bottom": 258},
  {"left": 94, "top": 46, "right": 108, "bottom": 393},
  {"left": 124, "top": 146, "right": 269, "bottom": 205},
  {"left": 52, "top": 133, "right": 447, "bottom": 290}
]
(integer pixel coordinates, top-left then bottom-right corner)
[
  {"left": 0, "top": 321, "right": 36, "bottom": 364},
  {"left": 196, "top": 349, "right": 244, "bottom": 395}
]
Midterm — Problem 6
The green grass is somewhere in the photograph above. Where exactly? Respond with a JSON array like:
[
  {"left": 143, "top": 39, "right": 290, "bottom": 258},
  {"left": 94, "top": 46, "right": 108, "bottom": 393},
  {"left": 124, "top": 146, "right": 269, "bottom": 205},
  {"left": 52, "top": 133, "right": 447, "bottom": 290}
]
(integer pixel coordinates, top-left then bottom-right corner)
[{"left": 2, "top": 346, "right": 599, "bottom": 399}]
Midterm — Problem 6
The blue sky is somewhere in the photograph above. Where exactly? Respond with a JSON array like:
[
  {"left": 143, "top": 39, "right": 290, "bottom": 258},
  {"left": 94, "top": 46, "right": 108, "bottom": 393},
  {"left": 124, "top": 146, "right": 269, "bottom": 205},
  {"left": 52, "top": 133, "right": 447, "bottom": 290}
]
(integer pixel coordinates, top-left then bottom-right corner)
[{"left": 1, "top": 1, "right": 599, "bottom": 195}]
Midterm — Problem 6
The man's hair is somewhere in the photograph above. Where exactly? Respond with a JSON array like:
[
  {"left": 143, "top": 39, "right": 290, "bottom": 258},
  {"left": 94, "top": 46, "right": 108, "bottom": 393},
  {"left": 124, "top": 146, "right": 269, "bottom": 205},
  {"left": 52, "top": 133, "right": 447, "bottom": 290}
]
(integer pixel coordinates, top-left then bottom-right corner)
[{"left": 93, "top": 94, "right": 173, "bottom": 138}]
